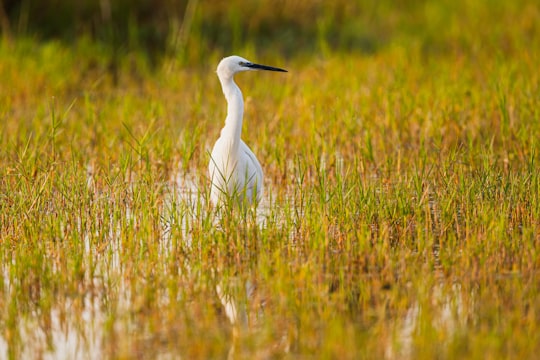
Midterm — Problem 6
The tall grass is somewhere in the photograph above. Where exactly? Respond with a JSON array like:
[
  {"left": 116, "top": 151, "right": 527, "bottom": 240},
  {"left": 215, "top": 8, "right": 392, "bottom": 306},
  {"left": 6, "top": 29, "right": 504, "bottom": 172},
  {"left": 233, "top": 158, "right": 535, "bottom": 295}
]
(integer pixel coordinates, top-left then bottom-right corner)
[{"left": 1, "top": 0, "right": 540, "bottom": 358}]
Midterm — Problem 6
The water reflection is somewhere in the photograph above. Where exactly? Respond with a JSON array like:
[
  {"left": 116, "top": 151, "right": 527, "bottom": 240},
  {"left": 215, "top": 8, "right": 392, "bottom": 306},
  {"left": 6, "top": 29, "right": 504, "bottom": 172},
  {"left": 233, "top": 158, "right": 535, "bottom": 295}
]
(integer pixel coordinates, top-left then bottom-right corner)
[
  {"left": 385, "top": 278, "right": 474, "bottom": 359},
  {"left": 0, "top": 272, "right": 104, "bottom": 360}
]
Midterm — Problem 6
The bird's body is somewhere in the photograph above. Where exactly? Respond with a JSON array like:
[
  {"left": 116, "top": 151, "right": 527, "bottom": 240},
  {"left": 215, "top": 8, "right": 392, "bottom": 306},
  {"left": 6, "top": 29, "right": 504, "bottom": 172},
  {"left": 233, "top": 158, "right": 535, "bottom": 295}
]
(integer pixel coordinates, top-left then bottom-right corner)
[
  {"left": 209, "top": 55, "right": 286, "bottom": 206},
  {"left": 209, "top": 137, "right": 263, "bottom": 205}
]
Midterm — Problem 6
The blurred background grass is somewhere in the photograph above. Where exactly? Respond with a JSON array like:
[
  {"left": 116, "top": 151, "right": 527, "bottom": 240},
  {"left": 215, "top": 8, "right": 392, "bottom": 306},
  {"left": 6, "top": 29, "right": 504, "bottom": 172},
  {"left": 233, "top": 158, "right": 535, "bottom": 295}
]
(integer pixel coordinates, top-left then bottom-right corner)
[
  {"left": 1, "top": 0, "right": 539, "bottom": 184},
  {"left": 2, "top": 0, "right": 538, "bottom": 65}
]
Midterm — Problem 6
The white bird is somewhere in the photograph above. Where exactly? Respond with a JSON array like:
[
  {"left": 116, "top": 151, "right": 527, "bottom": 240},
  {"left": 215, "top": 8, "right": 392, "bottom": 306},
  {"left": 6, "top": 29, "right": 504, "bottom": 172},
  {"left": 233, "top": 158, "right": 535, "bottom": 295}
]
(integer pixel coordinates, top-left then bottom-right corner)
[{"left": 209, "top": 55, "right": 287, "bottom": 207}]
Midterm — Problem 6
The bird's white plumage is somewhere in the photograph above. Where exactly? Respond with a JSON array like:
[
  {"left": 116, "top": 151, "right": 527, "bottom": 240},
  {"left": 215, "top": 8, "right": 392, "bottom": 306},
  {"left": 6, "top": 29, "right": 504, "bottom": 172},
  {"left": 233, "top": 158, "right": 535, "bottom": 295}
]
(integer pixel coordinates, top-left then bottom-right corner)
[
  {"left": 209, "top": 55, "right": 286, "bottom": 206},
  {"left": 209, "top": 138, "right": 263, "bottom": 205}
]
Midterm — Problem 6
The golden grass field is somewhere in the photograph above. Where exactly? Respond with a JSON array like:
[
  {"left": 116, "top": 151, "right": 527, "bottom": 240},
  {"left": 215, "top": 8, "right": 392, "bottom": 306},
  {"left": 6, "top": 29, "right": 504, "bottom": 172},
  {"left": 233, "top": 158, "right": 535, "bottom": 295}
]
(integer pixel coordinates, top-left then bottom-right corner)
[{"left": 1, "top": 1, "right": 540, "bottom": 358}]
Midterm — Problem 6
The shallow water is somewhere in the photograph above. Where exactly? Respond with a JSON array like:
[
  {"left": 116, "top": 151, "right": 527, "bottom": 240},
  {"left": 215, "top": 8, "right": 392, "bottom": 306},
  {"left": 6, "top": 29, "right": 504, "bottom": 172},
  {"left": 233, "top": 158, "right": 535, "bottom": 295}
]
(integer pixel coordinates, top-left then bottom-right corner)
[{"left": 0, "top": 169, "right": 487, "bottom": 359}]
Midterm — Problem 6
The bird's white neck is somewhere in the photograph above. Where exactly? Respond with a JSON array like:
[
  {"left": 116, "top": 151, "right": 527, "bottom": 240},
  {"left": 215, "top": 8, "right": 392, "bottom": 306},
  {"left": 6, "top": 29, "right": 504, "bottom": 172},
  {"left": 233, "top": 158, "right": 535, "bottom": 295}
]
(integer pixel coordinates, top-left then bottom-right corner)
[{"left": 218, "top": 75, "right": 244, "bottom": 153}]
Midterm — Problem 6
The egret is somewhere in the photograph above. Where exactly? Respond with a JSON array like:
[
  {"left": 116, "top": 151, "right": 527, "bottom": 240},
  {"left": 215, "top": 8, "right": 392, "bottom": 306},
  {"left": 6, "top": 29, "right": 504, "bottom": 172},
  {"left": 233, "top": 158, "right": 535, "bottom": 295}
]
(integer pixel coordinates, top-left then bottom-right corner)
[{"left": 209, "top": 55, "right": 287, "bottom": 206}]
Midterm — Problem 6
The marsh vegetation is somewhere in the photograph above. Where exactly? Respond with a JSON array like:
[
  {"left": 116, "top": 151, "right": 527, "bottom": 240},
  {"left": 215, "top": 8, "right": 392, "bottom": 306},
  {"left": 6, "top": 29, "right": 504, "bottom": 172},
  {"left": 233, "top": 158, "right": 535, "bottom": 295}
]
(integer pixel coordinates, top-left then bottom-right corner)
[{"left": 1, "top": 0, "right": 539, "bottom": 358}]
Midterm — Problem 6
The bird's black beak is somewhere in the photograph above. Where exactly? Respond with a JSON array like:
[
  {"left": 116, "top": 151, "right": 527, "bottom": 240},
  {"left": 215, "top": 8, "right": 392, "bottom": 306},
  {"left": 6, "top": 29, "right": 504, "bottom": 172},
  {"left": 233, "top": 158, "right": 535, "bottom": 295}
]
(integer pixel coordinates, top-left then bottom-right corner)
[{"left": 242, "top": 62, "right": 287, "bottom": 72}]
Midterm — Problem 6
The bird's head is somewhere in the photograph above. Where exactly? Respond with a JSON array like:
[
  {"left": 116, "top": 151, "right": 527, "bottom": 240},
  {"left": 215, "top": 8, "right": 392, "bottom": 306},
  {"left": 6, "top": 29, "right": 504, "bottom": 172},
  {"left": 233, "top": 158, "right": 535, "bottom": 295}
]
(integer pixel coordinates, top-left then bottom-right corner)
[{"left": 217, "top": 55, "right": 287, "bottom": 79}]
